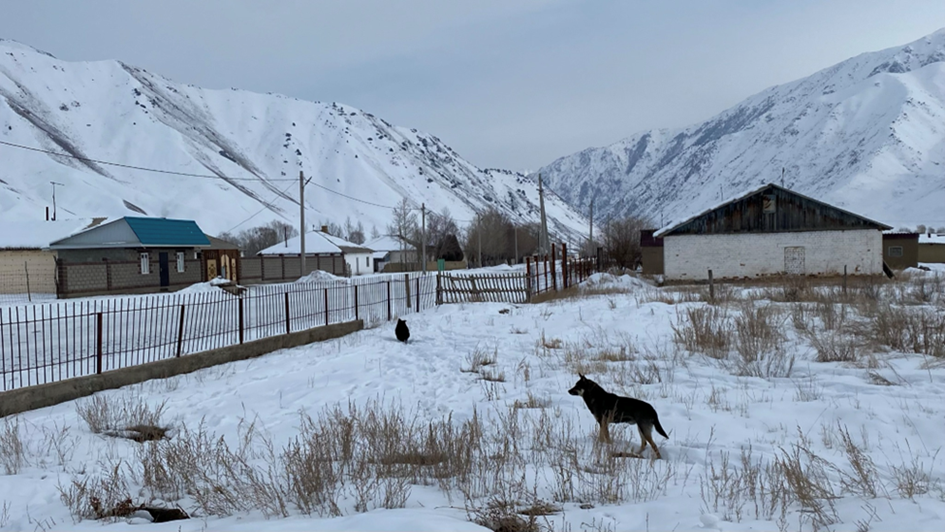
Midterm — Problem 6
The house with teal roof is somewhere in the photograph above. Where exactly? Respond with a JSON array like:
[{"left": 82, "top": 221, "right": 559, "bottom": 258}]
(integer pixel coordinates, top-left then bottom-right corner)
[{"left": 49, "top": 217, "right": 214, "bottom": 297}]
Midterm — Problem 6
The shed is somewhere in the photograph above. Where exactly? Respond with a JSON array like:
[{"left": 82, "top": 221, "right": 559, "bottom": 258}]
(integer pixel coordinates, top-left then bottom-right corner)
[
  {"left": 311, "top": 228, "right": 375, "bottom": 276},
  {"left": 918, "top": 233, "right": 945, "bottom": 263},
  {"left": 201, "top": 235, "right": 241, "bottom": 282},
  {"left": 882, "top": 232, "right": 919, "bottom": 270},
  {"left": 254, "top": 229, "right": 347, "bottom": 280},
  {"left": 640, "top": 229, "right": 664, "bottom": 275},
  {"left": 364, "top": 235, "right": 417, "bottom": 272},
  {"left": 49, "top": 216, "right": 211, "bottom": 297},
  {"left": 654, "top": 183, "right": 892, "bottom": 281}
]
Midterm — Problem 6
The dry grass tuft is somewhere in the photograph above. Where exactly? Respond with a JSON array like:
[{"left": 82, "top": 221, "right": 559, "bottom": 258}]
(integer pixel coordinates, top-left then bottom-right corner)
[{"left": 76, "top": 394, "right": 168, "bottom": 437}]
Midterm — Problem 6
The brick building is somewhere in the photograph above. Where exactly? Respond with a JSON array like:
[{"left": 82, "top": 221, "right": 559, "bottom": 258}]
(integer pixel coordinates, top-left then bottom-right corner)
[
  {"left": 50, "top": 217, "right": 212, "bottom": 297},
  {"left": 654, "top": 183, "right": 892, "bottom": 281}
]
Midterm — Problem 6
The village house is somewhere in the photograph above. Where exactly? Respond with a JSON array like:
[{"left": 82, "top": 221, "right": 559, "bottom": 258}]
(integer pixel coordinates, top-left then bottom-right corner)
[
  {"left": 49, "top": 216, "right": 212, "bottom": 297},
  {"left": 881, "top": 231, "right": 919, "bottom": 270},
  {"left": 364, "top": 234, "right": 417, "bottom": 272},
  {"left": 918, "top": 233, "right": 945, "bottom": 263},
  {"left": 253, "top": 228, "right": 353, "bottom": 280},
  {"left": 653, "top": 183, "right": 892, "bottom": 281}
]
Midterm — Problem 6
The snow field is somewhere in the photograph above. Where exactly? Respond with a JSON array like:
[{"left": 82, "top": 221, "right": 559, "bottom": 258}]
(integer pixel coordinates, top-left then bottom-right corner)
[{"left": 0, "top": 271, "right": 943, "bottom": 531}]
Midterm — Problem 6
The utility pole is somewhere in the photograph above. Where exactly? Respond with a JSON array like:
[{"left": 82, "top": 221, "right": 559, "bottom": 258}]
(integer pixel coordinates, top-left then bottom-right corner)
[
  {"left": 299, "top": 171, "right": 311, "bottom": 276},
  {"left": 421, "top": 203, "right": 427, "bottom": 274},
  {"left": 588, "top": 198, "right": 594, "bottom": 254},
  {"left": 781, "top": 167, "right": 785, "bottom": 188},
  {"left": 514, "top": 224, "right": 518, "bottom": 265},
  {"left": 50, "top": 181, "right": 64, "bottom": 221},
  {"left": 477, "top": 213, "right": 482, "bottom": 268},
  {"left": 538, "top": 173, "right": 549, "bottom": 255}
]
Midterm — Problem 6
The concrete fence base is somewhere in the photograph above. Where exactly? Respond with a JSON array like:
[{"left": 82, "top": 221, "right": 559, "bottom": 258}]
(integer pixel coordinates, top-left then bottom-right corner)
[{"left": 0, "top": 320, "right": 363, "bottom": 418}]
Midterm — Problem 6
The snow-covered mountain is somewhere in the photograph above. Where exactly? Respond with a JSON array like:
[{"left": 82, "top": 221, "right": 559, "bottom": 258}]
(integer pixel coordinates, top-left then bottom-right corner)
[
  {"left": 538, "top": 29, "right": 945, "bottom": 230},
  {"left": 0, "top": 39, "right": 587, "bottom": 240}
]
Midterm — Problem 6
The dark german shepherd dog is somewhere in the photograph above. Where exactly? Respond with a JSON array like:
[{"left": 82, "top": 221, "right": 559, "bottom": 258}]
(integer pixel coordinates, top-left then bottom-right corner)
[{"left": 568, "top": 374, "right": 669, "bottom": 458}]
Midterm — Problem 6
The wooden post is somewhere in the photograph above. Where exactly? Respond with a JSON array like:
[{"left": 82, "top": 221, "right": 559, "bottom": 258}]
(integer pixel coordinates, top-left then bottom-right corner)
[
  {"left": 23, "top": 261, "right": 31, "bottom": 302},
  {"left": 551, "top": 244, "right": 557, "bottom": 291},
  {"left": 708, "top": 269, "right": 714, "bottom": 300},
  {"left": 284, "top": 292, "right": 291, "bottom": 334},
  {"left": 436, "top": 273, "right": 442, "bottom": 305},
  {"left": 543, "top": 254, "right": 549, "bottom": 293},
  {"left": 404, "top": 274, "right": 411, "bottom": 311},
  {"left": 176, "top": 304, "right": 185, "bottom": 357},
  {"left": 416, "top": 277, "right": 421, "bottom": 311},
  {"left": 387, "top": 280, "right": 392, "bottom": 320},
  {"left": 525, "top": 257, "right": 532, "bottom": 300},
  {"left": 96, "top": 312, "right": 103, "bottom": 374},
  {"left": 562, "top": 243, "right": 568, "bottom": 289},
  {"left": 324, "top": 288, "right": 330, "bottom": 325},
  {"left": 354, "top": 284, "right": 360, "bottom": 320},
  {"left": 238, "top": 296, "right": 245, "bottom": 344},
  {"left": 843, "top": 265, "right": 848, "bottom": 295}
]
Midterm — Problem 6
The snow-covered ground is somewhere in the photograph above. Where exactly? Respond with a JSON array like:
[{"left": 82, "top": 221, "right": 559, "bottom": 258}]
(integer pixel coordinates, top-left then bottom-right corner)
[{"left": 1, "top": 272, "right": 944, "bottom": 531}]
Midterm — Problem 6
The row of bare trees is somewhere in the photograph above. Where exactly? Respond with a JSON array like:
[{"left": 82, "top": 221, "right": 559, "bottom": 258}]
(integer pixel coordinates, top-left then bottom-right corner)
[{"left": 217, "top": 201, "right": 653, "bottom": 271}]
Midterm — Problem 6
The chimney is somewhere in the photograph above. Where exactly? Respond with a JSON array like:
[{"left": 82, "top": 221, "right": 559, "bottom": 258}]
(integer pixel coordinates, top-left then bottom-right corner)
[{"left": 321, "top": 225, "right": 329, "bottom": 233}]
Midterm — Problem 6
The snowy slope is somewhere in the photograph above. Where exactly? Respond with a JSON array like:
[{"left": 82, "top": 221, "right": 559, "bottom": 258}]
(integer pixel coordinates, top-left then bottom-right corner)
[
  {"left": 0, "top": 39, "right": 586, "bottom": 240},
  {"left": 538, "top": 29, "right": 945, "bottom": 230}
]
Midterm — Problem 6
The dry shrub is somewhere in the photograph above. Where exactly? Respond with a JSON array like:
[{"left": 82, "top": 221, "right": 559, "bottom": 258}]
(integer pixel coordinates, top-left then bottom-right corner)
[
  {"left": 869, "top": 306, "right": 945, "bottom": 358},
  {"left": 808, "top": 330, "right": 858, "bottom": 363},
  {"left": 731, "top": 302, "right": 793, "bottom": 378},
  {"left": 469, "top": 498, "right": 541, "bottom": 532},
  {"left": 0, "top": 417, "right": 24, "bottom": 475},
  {"left": 672, "top": 305, "right": 732, "bottom": 359},
  {"left": 463, "top": 345, "right": 498, "bottom": 373},
  {"left": 59, "top": 461, "right": 134, "bottom": 521},
  {"left": 699, "top": 446, "right": 788, "bottom": 523},
  {"left": 837, "top": 424, "right": 881, "bottom": 498},
  {"left": 77, "top": 394, "right": 168, "bottom": 436},
  {"left": 512, "top": 393, "right": 551, "bottom": 410},
  {"left": 775, "top": 444, "right": 839, "bottom": 530},
  {"left": 892, "top": 455, "right": 934, "bottom": 499}
]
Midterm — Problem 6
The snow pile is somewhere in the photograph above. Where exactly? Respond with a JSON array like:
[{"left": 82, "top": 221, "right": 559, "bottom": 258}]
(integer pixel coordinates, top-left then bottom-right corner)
[
  {"left": 580, "top": 272, "right": 652, "bottom": 292},
  {"left": 294, "top": 270, "right": 347, "bottom": 284}
]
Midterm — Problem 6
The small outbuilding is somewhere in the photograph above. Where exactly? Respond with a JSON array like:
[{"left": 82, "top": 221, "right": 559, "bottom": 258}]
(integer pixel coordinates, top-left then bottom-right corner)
[
  {"left": 654, "top": 183, "right": 892, "bottom": 281},
  {"left": 918, "top": 233, "right": 945, "bottom": 263},
  {"left": 882, "top": 232, "right": 919, "bottom": 270}
]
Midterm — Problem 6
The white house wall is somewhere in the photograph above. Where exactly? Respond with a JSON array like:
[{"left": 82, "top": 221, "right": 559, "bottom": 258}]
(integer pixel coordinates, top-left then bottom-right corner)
[
  {"left": 663, "top": 230, "right": 882, "bottom": 280},
  {"left": 345, "top": 252, "right": 373, "bottom": 275}
]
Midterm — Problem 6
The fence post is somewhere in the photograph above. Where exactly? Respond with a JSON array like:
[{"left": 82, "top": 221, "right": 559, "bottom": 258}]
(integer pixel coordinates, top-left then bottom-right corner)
[
  {"left": 551, "top": 245, "right": 557, "bottom": 291},
  {"left": 284, "top": 292, "right": 291, "bottom": 335},
  {"left": 387, "top": 280, "right": 392, "bottom": 320},
  {"left": 176, "top": 304, "right": 185, "bottom": 357},
  {"left": 708, "top": 269, "right": 714, "bottom": 300},
  {"left": 24, "top": 261, "right": 31, "bottom": 302},
  {"left": 435, "top": 273, "right": 442, "bottom": 306},
  {"left": 324, "top": 288, "right": 330, "bottom": 325},
  {"left": 238, "top": 296, "right": 245, "bottom": 344},
  {"left": 96, "top": 312, "right": 103, "bottom": 374},
  {"left": 354, "top": 284, "right": 360, "bottom": 320},
  {"left": 843, "top": 265, "right": 848, "bottom": 295},
  {"left": 404, "top": 274, "right": 411, "bottom": 311},
  {"left": 525, "top": 257, "right": 532, "bottom": 300},
  {"left": 564, "top": 243, "right": 570, "bottom": 288},
  {"left": 543, "top": 254, "right": 549, "bottom": 293},
  {"left": 416, "top": 277, "right": 420, "bottom": 311}
]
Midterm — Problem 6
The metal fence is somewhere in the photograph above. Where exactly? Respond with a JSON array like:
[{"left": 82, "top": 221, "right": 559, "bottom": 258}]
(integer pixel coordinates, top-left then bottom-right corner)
[{"left": 0, "top": 273, "right": 436, "bottom": 391}]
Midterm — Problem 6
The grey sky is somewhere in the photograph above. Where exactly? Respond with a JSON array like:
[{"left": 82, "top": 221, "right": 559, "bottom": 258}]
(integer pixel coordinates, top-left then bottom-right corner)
[{"left": 2, "top": 0, "right": 944, "bottom": 172}]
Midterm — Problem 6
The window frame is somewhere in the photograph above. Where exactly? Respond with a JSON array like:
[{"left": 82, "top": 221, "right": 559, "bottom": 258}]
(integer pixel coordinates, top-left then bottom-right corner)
[
  {"left": 888, "top": 246, "right": 903, "bottom": 258},
  {"left": 176, "top": 251, "right": 185, "bottom": 273},
  {"left": 140, "top": 252, "right": 150, "bottom": 274}
]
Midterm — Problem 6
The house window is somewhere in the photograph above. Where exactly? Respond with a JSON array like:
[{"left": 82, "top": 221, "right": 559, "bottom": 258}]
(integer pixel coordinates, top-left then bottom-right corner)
[
  {"left": 140, "top": 252, "right": 150, "bottom": 274},
  {"left": 366, "top": 256, "right": 370, "bottom": 266},
  {"left": 888, "top": 246, "right": 903, "bottom": 258},
  {"left": 176, "top": 252, "right": 185, "bottom": 273}
]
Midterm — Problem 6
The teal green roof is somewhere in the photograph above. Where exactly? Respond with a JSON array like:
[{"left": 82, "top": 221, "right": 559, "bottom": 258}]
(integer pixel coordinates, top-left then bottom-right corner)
[{"left": 124, "top": 217, "right": 210, "bottom": 246}]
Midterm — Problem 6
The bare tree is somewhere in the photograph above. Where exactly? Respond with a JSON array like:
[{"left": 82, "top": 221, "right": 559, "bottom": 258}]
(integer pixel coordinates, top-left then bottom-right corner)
[
  {"left": 600, "top": 214, "right": 653, "bottom": 269},
  {"left": 387, "top": 198, "right": 419, "bottom": 262},
  {"left": 218, "top": 219, "right": 298, "bottom": 256},
  {"left": 427, "top": 208, "right": 459, "bottom": 262}
]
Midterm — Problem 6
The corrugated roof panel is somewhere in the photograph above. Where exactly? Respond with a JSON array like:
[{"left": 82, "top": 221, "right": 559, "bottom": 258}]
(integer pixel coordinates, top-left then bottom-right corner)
[{"left": 124, "top": 217, "right": 211, "bottom": 246}]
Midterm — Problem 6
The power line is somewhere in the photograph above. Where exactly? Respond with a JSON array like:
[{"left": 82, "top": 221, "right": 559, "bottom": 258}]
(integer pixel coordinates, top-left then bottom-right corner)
[
  {"left": 224, "top": 180, "right": 298, "bottom": 233},
  {"left": 0, "top": 139, "right": 296, "bottom": 182}
]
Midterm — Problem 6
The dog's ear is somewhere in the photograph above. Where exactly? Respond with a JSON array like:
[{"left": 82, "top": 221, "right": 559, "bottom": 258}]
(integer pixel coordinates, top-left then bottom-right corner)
[{"left": 578, "top": 373, "right": 585, "bottom": 379}]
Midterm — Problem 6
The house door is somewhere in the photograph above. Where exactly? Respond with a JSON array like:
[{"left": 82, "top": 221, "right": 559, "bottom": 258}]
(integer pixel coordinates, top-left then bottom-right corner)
[
  {"left": 784, "top": 246, "right": 805, "bottom": 275},
  {"left": 159, "top": 252, "right": 170, "bottom": 287}
]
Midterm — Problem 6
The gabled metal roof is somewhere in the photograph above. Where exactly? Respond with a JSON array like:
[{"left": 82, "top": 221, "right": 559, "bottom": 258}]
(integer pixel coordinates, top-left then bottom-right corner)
[{"left": 49, "top": 217, "right": 210, "bottom": 249}]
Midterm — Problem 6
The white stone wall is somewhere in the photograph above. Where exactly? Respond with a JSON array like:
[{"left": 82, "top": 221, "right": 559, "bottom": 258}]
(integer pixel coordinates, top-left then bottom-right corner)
[{"left": 663, "top": 230, "right": 883, "bottom": 281}]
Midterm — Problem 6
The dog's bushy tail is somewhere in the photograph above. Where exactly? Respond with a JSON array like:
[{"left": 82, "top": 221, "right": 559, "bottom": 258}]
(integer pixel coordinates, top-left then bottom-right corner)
[{"left": 653, "top": 415, "right": 669, "bottom": 439}]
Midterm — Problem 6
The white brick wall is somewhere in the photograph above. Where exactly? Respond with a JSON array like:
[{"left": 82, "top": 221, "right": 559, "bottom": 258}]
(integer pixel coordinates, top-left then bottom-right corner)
[{"left": 663, "top": 230, "right": 883, "bottom": 280}]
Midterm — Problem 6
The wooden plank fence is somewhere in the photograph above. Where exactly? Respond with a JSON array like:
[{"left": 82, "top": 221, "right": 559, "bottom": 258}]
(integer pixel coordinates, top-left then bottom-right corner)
[{"left": 437, "top": 272, "right": 529, "bottom": 304}]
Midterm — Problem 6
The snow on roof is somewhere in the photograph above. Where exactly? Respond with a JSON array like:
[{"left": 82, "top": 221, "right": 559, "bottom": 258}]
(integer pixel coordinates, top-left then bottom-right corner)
[
  {"left": 919, "top": 233, "right": 945, "bottom": 245},
  {"left": 316, "top": 232, "right": 373, "bottom": 254},
  {"left": 654, "top": 183, "right": 891, "bottom": 237},
  {"left": 364, "top": 235, "right": 410, "bottom": 252},
  {"left": 257, "top": 230, "right": 373, "bottom": 256},
  {"left": 0, "top": 218, "right": 109, "bottom": 250}
]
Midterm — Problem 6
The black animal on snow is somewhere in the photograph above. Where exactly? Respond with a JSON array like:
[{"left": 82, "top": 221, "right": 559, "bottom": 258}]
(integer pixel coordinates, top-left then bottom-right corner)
[{"left": 395, "top": 319, "right": 410, "bottom": 343}]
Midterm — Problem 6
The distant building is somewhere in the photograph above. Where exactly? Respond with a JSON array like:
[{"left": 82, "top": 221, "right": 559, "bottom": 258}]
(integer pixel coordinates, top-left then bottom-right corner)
[
  {"left": 654, "top": 183, "right": 892, "bottom": 281},
  {"left": 918, "top": 233, "right": 945, "bottom": 263},
  {"left": 364, "top": 235, "right": 417, "bottom": 272},
  {"left": 639, "top": 229, "right": 664, "bottom": 275},
  {"left": 254, "top": 227, "right": 364, "bottom": 278}
]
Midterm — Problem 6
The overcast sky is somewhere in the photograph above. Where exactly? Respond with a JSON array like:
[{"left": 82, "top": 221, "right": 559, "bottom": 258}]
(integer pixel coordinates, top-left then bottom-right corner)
[{"left": 2, "top": 1, "right": 944, "bottom": 172}]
